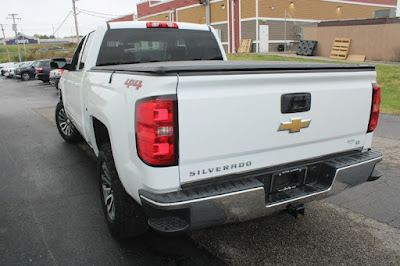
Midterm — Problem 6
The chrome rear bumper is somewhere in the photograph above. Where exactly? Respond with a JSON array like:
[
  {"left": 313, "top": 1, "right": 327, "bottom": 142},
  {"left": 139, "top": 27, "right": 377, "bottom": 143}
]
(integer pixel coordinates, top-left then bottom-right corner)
[{"left": 140, "top": 150, "right": 382, "bottom": 232}]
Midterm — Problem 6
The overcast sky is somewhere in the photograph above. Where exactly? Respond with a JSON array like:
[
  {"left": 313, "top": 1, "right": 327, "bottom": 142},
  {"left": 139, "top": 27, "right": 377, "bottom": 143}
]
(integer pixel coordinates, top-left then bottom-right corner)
[{"left": 0, "top": 0, "right": 139, "bottom": 38}]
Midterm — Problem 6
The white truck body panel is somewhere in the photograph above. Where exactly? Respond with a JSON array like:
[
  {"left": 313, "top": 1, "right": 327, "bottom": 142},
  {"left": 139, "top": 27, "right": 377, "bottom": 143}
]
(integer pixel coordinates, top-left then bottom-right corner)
[
  {"left": 177, "top": 71, "right": 375, "bottom": 183},
  {"left": 84, "top": 72, "right": 181, "bottom": 195}
]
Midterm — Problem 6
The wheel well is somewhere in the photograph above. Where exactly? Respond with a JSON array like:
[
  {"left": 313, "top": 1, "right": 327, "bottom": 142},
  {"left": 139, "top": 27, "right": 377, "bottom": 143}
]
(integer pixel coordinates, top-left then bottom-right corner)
[{"left": 93, "top": 117, "right": 110, "bottom": 150}]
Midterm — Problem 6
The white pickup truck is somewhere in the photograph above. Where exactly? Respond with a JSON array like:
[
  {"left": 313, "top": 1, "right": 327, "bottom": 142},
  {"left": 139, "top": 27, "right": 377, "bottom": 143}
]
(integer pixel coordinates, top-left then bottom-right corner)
[{"left": 55, "top": 21, "right": 383, "bottom": 239}]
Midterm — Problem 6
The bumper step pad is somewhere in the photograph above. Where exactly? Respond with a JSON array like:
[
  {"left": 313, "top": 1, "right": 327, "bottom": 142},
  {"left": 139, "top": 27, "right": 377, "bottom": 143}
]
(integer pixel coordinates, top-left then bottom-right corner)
[{"left": 148, "top": 216, "right": 189, "bottom": 233}]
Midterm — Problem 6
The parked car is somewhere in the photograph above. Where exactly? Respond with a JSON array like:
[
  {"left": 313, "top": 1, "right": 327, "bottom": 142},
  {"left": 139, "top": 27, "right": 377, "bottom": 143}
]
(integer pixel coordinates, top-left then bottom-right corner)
[
  {"left": 16, "top": 61, "right": 38, "bottom": 81},
  {"left": 3, "top": 63, "right": 21, "bottom": 77},
  {"left": 56, "top": 21, "right": 382, "bottom": 239},
  {"left": 50, "top": 46, "right": 64, "bottom": 51},
  {"left": 7, "top": 62, "right": 27, "bottom": 78},
  {"left": 0, "top": 62, "right": 16, "bottom": 76},
  {"left": 35, "top": 58, "right": 69, "bottom": 82},
  {"left": 49, "top": 68, "right": 65, "bottom": 89},
  {"left": 50, "top": 58, "right": 71, "bottom": 88}
]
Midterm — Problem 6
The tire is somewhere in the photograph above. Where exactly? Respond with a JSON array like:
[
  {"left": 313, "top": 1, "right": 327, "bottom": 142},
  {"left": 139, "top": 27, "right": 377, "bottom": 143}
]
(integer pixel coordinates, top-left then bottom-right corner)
[
  {"left": 21, "top": 72, "right": 31, "bottom": 81},
  {"left": 55, "top": 101, "right": 81, "bottom": 142},
  {"left": 98, "top": 143, "right": 148, "bottom": 240}
]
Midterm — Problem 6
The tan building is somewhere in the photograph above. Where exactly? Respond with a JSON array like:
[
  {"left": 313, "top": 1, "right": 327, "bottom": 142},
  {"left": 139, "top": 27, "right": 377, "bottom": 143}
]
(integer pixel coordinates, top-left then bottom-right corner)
[
  {"left": 304, "top": 17, "right": 400, "bottom": 61},
  {"left": 110, "top": 0, "right": 397, "bottom": 53}
]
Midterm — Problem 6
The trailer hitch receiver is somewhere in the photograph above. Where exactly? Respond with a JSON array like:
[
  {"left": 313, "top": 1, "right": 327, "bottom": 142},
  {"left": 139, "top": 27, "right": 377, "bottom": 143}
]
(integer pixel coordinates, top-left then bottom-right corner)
[{"left": 287, "top": 202, "right": 305, "bottom": 219}]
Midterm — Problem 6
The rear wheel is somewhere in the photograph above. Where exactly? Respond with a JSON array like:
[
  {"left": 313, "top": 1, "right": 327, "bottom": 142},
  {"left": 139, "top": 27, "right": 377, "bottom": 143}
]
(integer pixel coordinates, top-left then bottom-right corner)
[
  {"left": 99, "top": 143, "right": 148, "bottom": 240},
  {"left": 55, "top": 101, "right": 81, "bottom": 142},
  {"left": 21, "top": 72, "right": 31, "bottom": 81}
]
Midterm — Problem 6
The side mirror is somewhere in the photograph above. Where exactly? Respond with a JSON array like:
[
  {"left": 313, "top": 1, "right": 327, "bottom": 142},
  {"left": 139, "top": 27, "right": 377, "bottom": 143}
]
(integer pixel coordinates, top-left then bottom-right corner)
[
  {"left": 79, "top": 62, "right": 85, "bottom": 69},
  {"left": 62, "top": 64, "right": 71, "bottom": 70}
]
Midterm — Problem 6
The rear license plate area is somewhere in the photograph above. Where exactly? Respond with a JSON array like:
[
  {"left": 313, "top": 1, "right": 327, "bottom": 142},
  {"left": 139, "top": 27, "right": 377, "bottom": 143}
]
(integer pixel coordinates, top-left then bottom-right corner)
[
  {"left": 262, "top": 162, "right": 335, "bottom": 205},
  {"left": 271, "top": 168, "right": 306, "bottom": 193}
]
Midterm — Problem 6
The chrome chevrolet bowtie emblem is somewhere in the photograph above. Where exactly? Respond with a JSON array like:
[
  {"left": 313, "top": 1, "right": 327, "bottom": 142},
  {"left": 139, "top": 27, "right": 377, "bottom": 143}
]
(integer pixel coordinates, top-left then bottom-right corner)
[{"left": 278, "top": 118, "right": 311, "bottom": 133}]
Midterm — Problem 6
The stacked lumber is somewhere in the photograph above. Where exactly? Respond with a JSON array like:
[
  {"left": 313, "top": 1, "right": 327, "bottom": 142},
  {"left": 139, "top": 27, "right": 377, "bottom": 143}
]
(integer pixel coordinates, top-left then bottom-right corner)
[
  {"left": 238, "top": 39, "right": 252, "bottom": 53},
  {"left": 330, "top": 38, "right": 351, "bottom": 60}
]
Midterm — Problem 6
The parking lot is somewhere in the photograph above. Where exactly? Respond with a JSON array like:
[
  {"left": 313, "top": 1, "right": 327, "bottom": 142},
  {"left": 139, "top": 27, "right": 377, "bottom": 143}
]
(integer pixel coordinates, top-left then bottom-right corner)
[{"left": 1, "top": 77, "right": 400, "bottom": 265}]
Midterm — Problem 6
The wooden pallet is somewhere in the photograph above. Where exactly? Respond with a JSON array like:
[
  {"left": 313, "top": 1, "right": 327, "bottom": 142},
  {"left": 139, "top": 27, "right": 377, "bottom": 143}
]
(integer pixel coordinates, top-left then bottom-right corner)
[
  {"left": 330, "top": 38, "right": 351, "bottom": 60},
  {"left": 346, "top": 54, "right": 366, "bottom": 62},
  {"left": 238, "top": 39, "right": 252, "bottom": 53}
]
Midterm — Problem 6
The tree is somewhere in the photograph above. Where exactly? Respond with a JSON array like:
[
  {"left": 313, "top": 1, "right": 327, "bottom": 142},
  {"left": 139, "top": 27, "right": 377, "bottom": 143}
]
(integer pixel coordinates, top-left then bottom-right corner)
[{"left": 34, "top": 34, "right": 51, "bottom": 39}]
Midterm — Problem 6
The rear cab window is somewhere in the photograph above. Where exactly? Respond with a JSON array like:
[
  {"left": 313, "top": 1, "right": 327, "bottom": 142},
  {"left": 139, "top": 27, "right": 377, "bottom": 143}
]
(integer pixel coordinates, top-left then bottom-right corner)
[
  {"left": 52, "top": 59, "right": 67, "bottom": 69},
  {"left": 38, "top": 61, "right": 50, "bottom": 68},
  {"left": 96, "top": 28, "right": 223, "bottom": 66}
]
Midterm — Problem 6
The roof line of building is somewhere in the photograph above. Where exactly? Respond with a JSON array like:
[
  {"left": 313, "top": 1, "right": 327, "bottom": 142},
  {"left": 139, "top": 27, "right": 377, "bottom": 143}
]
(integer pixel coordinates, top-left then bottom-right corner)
[
  {"left": 321, "top": 0, "right": 396, "bottom": 8},
  {"left": 107, "top": 13, "right": 136, "bottom": 23},
  {"left": 137, "top": 0, "right": 162, "bottom": 6}
]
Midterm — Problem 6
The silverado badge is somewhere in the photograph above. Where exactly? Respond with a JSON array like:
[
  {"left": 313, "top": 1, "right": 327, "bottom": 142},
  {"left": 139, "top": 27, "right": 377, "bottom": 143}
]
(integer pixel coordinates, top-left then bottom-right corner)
[{"left": 278, "top": 118, "right": 311, "bottom": 133}]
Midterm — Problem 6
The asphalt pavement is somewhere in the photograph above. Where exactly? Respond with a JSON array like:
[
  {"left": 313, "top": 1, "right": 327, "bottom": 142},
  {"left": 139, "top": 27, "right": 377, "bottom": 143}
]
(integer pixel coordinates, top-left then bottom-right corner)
[
  {"left": 0, "top": 78, "right": 222, "bottom": 265},
  {"left": 0, "top": 77, "right": 399, "bottom": 265}
]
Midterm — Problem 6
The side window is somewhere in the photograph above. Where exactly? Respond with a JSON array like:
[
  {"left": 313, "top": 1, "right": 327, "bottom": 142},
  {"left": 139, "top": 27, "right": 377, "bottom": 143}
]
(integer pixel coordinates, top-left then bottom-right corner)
[
  {"left": 54, "top": 60, "right": 67, "bottom": 69},
  {"left": 70, "top": 36, "right": 87, "bottom": 71},
  {"left": 78, "top": 31, "right": 95, "bottom": 70}
]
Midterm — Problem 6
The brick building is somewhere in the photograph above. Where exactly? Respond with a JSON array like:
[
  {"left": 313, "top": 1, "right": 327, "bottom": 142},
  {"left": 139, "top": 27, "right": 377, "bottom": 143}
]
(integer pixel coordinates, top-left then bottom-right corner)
[{"left": 110, "top": 0, "right": 397, "bottom": 53}]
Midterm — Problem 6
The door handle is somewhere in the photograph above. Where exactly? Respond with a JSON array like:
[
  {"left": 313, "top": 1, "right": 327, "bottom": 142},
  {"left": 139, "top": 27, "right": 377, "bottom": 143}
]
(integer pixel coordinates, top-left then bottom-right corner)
[{"left": 281, "top": 93, "right": 311, "bottom": 113}]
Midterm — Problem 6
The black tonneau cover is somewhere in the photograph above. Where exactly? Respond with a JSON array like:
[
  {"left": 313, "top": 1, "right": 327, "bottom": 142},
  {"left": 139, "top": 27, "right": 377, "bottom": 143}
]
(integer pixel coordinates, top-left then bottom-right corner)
[{"left": 91, "top": 60, "right": 375, "bottom": 75}]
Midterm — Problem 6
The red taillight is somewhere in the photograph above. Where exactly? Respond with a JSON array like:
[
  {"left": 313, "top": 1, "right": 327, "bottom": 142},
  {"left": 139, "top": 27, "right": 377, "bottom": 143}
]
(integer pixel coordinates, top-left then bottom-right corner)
[
  {"left": 36, "top": 68, "right": 42, "bottom": 73},
  {"left": 146, "top": 22, "right": 178, "bottom": 28},
  {"left": 368, "top": 83, "right": 381, "bottom": 132},
  {"left": 136, "top": 97, "right": 177, "bottom": 166}
]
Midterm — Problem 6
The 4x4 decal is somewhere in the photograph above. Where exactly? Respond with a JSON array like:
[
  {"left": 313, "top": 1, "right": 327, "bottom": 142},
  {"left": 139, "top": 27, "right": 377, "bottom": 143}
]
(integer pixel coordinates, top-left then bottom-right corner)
[{"left": 125, "top": 79, "right": 143, "bottom": 90}]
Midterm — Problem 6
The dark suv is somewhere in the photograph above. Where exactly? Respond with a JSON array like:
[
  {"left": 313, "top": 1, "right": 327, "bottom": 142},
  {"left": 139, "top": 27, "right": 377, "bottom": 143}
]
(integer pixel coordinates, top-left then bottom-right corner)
[
  {"left": 35, "top": 58, "right": 69, "bottom": 82},
  {"left": 16, "top": 61, "right": 40, "bottom": 81}
]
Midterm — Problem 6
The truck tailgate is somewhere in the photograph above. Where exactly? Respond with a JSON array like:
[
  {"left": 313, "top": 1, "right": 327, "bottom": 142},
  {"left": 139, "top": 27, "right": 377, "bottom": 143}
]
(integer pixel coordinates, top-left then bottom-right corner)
[{"left": 177, "top": 70, "right": 375, "bottom": 184}]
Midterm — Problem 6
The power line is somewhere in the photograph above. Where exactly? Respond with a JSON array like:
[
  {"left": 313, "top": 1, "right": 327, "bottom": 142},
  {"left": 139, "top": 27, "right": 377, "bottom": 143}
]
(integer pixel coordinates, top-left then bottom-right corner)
[
  {"left": 52, "top": 11, "right": 72, "bottom": 36},
  {"left": 78, "top": 9, "right": 125, "bottom": 17},
  {"left": 79, "top": 10, "right": 117, "bottom": 19}
]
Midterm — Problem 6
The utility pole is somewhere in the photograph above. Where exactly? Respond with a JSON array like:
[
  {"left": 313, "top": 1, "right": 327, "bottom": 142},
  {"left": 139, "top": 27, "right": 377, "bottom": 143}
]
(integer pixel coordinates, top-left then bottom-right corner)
[
  {"left": 284, "top": 9, "right": 287, "bottom": 52},
  {"left": 8, "top": 13, "right": 22, "bottom": 62},
  {"left": 200, "top": 0, "right": 210, "bottom": 25},
  {"left": 206, "top": 0, "right": 210, "bottom": 25},
  {"left": 72, "top": 0, "right": 80, "bottom": 43},
  {"left": 0, "top": 24, "right": 11, "bottom": 62}
]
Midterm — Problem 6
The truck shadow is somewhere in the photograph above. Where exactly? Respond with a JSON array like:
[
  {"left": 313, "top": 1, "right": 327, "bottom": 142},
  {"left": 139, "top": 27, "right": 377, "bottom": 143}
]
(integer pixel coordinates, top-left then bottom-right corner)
[{"left": 119, "top": 230, "right": 225, "bottom": 265}]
